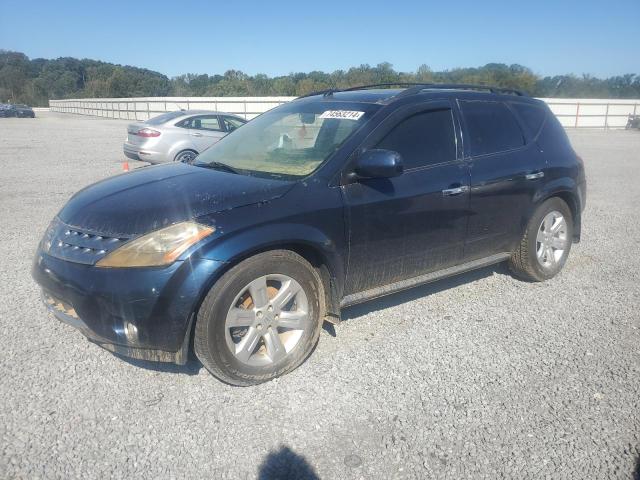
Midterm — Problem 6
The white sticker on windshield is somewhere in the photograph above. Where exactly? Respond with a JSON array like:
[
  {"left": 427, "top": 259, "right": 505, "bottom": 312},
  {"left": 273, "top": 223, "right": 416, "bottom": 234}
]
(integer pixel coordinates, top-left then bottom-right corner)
[{"left": 319, "top": 110, "right": 365, "bottom": 121}]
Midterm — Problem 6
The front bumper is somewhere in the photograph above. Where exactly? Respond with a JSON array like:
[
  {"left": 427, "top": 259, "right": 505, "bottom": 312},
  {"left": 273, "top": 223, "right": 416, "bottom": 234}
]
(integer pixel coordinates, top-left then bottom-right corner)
[{"left": 33, "top": 250, "right": 225, "bottom": 364}]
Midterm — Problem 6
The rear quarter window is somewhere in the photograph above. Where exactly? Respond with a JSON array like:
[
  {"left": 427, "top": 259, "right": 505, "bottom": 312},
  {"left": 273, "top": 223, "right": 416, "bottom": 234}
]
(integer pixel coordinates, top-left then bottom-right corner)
[
  {"left": 460, "top": 100, "right": 525, "bottom": 156},
  {"left": 536, "top": 110, "right": 573, "bottom": 157},
  {"left": 511, "top": 102, "right": 547, "bottom": 137}
]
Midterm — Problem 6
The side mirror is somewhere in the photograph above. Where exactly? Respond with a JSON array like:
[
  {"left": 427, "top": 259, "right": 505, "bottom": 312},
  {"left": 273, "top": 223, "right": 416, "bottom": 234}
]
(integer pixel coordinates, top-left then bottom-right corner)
[{"left": 354, "top": 149, "right": 404, "bottom": 179}]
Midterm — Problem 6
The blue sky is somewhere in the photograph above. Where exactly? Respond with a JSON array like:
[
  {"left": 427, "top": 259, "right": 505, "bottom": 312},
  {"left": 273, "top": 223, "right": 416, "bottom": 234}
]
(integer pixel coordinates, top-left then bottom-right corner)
[{"left": 1, "top": 0, "right": 638, "bottom": 78}]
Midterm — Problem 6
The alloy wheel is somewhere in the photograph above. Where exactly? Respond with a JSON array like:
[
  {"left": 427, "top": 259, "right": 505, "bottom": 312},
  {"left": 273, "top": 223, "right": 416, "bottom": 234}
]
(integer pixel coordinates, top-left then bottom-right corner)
[
  {"left": 536, "top": 210, "right": 568, "bottom": 269},
  {"left": 176, "top": 151, "right": 196, "bottom": 163},
  {"left": 224, "top": 274, "right": 310, "bottom": 367}
]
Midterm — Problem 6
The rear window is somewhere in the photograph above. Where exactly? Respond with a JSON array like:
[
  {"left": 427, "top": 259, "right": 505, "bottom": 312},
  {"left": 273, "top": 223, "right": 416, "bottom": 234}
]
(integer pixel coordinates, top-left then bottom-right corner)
[
  {"left": 511, "top": 102, "right": 546, "bottom": 136},
  {"left": 146, "top": 111, "right": 185, "bottom": 125},
  {"left": 460, "top": 100, "right": 525, "bottom": 156}
]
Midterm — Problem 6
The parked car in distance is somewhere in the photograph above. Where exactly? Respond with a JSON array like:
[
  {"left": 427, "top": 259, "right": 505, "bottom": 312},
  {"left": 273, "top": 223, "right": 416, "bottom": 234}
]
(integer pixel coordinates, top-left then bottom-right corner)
[
  {"left": 34, "top": 83, "right": 586, "bottom": 386},
  {"left": 0, "top": 104, "right": 35, "bottom": 117},
  {"left": 14, "top": 104, "right": 35, "bottom": 118},
  {"left": 123, "top": 110, "right": 247, "bottom": 164},
  {"left": 0, "top": 103, "right": 16, "bottom": 117},
  {"left": 626, "top": 114, "right": 640, "bottom": 130}
]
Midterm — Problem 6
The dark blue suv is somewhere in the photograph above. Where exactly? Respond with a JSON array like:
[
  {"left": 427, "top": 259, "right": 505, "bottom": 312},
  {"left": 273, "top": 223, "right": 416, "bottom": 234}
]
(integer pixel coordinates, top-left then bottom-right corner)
[{"left": 33, "top": 84, "right": 586, "bottom": 385}]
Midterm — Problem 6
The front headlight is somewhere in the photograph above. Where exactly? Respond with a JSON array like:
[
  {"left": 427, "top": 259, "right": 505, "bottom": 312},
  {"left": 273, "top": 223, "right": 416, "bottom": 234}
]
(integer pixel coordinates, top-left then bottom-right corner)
[{"left": 96, "top": 221, "right": 214, "bottom": 268}]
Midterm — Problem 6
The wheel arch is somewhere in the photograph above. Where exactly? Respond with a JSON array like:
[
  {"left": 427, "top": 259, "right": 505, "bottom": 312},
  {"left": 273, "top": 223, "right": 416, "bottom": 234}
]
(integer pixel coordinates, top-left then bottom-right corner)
[
  {"left": 532, "top": 181, "right": 582, "bottom": 242},
  {"left": 182, "top": 226, "right": 345, "bottom": 348},
  {"left": 219, "top": 242, "right": 341, "bottom": 321}
]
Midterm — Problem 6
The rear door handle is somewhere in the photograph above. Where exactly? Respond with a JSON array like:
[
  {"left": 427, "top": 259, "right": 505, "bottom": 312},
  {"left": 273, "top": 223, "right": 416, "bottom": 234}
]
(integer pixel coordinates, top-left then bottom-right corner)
[
  {"left": 525, "top": 171, "right": 544, "bottom": 180},
  {"left": 442, "top": 185, "right": 469, "bottom": 196},
  {"left": 191, "top": 132, "right": 203, "bottom": 137}
]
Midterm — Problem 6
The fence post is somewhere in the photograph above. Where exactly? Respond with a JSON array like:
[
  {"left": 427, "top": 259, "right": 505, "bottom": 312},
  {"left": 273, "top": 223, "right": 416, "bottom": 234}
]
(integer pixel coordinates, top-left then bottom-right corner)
[
  {"left": 604, "top": 103, "right": 609, "bottom": 129},
  {"left": 575, "top": 103, "right": 580, "bottom": 128}
]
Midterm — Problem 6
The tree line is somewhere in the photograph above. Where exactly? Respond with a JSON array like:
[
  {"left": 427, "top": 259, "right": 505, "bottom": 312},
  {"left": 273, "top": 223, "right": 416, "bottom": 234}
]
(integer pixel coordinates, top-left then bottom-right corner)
[{"left": 1, "top": 50, "right": 639, "bottom": 107}]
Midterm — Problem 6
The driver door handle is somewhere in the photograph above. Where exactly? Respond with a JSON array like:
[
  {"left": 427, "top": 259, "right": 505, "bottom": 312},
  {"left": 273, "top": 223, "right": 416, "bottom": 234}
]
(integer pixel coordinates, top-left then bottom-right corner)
[
  {"left": 190, "top": 132, "right": 203, "bottom": 137},
  {"left": 442, "top": 185, "right": 469, "bottom": 196}
]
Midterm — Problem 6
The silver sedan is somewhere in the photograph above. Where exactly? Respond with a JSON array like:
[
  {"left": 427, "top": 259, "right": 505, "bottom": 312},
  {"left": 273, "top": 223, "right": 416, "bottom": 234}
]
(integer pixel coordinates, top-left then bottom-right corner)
[{"left": 123, "top": 110, "right": 246, "bottom": 164}]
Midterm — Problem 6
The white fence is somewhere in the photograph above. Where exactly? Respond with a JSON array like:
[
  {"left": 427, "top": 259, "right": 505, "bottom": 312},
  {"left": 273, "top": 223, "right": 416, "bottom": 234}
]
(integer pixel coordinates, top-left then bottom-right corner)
[
  {"left": 49, "top": 96, "right": 640, "bottom": 128},
  {"left": 49, "top": 97, "right": 296, "bottom": 121},
  {"left": 540, "top": 98, "right": 639, "bottom": 129}
]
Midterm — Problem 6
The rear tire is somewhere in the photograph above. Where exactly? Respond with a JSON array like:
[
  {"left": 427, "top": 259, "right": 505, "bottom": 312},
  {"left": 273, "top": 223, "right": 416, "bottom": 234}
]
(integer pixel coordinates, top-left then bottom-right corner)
[
  {"left": 174, "top": 149, "right": 197, "bottom": 164},
  {"left": 509, "top": 197, "right": 573, "bottom": 282},
  {"left": 194, "top": 250, "right": 324, "bottom": 386}
]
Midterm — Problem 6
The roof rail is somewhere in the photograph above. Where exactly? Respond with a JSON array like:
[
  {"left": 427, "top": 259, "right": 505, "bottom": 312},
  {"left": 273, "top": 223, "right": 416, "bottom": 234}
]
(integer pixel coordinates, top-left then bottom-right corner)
[
  {"left": 296, "top": 82, "right": 527, "bottom": 100},
  {"left": 296, "top": 88, "right": 337, "bottom": 99},
  {"left": 395, "top": 83, "right": 526, "bottom": 97}
]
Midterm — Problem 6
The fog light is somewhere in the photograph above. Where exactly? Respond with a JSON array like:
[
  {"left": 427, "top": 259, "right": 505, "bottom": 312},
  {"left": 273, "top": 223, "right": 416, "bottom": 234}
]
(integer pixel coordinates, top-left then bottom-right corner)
[{"left": 124, "top": 321, "right": 139, "bottom": 343}]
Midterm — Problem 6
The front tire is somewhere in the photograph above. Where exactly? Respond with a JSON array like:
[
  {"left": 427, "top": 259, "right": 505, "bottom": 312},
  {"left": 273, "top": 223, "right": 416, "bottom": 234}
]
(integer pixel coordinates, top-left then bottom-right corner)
[
  {"left": 509, "top": 197, "right": 573, "bottom": 282},
  {"left": 194, "top": 250, "right": 324, "bottom": 386}
]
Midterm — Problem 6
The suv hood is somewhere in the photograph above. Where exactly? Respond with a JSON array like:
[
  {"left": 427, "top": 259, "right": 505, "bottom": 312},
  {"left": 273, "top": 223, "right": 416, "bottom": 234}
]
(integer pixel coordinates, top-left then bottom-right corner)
[{"left": 59, "top": 163, "right": 294, "bottom": 237}]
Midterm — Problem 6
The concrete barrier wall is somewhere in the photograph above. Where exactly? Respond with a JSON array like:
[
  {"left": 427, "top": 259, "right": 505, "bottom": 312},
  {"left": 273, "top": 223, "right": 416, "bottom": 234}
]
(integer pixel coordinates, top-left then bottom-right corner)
[
  {"left": 540, "top": 98, "right": 639, "bottom": 128},
  {"left": 50, "top": 96, "right": 640, "bottom": 128},
  {"left": 49, "top": 97, "right": 296, "bottom": 121}
]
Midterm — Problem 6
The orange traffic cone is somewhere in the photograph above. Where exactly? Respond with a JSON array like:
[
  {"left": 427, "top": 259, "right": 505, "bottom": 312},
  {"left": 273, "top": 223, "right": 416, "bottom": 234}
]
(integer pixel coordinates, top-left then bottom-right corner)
[{"left": 122, "top": 161, "right": 130, "bottom": 172}]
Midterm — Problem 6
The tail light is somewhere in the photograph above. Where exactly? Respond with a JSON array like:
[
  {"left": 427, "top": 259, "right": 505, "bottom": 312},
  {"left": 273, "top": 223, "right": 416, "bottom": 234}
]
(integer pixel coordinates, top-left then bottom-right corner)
[{"left": 137, "top": 128, "right": 161, "bottom": 138}]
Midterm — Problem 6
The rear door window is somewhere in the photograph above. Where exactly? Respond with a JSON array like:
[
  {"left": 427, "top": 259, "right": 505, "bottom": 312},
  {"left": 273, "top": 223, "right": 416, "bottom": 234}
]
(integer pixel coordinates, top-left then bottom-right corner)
[
  {"left": 376, "top": 109, "right": 457, "bottom": 169},
  {"left": 460, "top": 101, "right": 525, "bottom": 156},
  {"left": 181, "top": 115, "right": 222, "bottom": 131}
]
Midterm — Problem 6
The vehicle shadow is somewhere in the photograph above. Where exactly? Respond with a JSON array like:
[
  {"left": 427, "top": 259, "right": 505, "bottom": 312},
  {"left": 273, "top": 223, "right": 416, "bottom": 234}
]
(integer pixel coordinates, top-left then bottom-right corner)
[
  {"left": 341, "top": 262, "right": 510, "bottom": 321},
  {"left": 113, "top": 354, "right": 203, "bottom": 376},
  {"left": 634, "top": 453, "right": 640, "bottom": 480},
  {"left": 257, "top": 445, "right": 320, "bottom": 480}
]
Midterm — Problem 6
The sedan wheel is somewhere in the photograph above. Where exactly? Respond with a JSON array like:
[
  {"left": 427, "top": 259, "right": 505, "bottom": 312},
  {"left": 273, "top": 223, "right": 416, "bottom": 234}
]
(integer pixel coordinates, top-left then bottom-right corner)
[{"left": 175, "top": 150, "right": 196, "bottom": 163}]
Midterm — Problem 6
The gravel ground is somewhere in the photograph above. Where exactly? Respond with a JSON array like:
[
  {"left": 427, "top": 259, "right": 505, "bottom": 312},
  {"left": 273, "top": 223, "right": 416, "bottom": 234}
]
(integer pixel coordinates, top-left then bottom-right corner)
[{"left": 0, "top": 112, "right": 639, "bottom": 479}]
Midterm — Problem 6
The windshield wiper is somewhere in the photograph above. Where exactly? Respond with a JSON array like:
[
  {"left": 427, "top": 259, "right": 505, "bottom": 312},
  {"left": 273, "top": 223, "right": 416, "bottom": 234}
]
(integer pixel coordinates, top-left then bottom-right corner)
[{"left": 196, "top": 161, "right": 239, "bottom": 175}]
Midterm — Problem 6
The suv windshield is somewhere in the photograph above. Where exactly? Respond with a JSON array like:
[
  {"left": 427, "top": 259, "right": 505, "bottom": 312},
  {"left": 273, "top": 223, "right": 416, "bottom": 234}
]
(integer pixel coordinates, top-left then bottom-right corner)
[{"left": 194, "top": 101, "right": 378, "bottom": 179}]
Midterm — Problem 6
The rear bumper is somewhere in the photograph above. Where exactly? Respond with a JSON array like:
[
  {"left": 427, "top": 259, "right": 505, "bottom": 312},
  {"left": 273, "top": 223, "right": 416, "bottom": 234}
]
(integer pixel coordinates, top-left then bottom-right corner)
[
  {"left": 33, "top": 250, "right": 226, "bottom": 364},
  {"left": 123, "top": 142, "right": 168, "bottom": 164},
  {"left": 123, "top": 148, "right": 140, "bottom": 161}
]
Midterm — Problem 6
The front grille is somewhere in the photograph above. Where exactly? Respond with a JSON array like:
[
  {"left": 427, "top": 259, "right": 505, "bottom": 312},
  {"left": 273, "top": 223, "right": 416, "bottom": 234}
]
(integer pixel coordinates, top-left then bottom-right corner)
[{"left": 44, "top": 218, "right": 130, "bottom": 265}]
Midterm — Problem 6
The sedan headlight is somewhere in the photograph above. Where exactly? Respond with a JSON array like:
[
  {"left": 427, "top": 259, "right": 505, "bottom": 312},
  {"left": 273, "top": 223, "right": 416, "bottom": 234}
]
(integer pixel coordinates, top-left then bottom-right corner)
[{"left": 96, "top": 221, "right": 214, "bottom": 268}]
